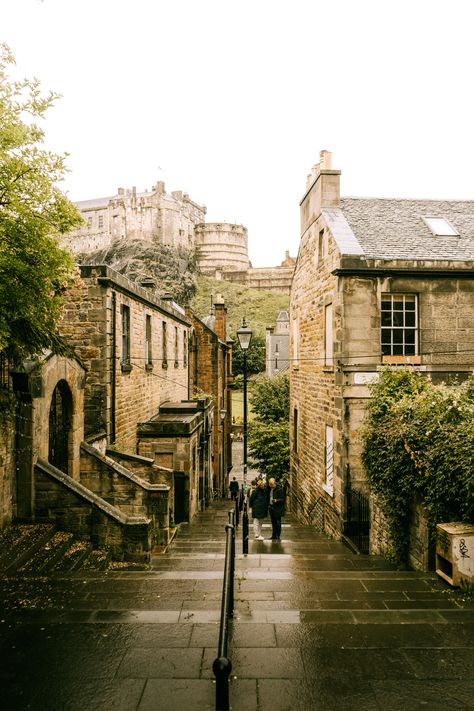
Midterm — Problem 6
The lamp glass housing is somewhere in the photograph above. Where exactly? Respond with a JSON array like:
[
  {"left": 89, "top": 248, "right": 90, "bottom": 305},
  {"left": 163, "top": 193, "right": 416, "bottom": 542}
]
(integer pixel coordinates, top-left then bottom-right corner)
[{"left": 237, "top": 320, "right": 252, "bottom": 351}]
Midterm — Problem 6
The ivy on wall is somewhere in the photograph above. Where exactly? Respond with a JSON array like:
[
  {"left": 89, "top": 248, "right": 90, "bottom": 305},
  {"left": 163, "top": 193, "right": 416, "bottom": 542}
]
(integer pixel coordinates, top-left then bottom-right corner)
[{"left": 361, "top": 367, "right": 474, "bottom": 567}]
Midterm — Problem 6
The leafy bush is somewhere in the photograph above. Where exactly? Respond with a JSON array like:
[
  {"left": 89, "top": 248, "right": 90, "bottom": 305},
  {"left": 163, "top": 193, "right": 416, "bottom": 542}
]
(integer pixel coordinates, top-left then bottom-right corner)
[{"left": 361, "top": 367, "right": 474, "bottom": 566}]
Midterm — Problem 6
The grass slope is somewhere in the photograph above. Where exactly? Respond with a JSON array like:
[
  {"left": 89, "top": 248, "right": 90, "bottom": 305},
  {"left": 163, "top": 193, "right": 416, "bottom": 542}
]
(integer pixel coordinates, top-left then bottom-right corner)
[{"left": 192, "top": 275, "right": 289, "bottom": 338}]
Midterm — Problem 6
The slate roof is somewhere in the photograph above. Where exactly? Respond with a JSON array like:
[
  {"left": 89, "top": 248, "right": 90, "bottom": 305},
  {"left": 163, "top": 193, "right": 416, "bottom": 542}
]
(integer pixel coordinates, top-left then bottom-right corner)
[
  {"left": 75, "top": 196, "right": 114, "bottom": 210},
  {"left": 327, "top": 197, "right": 474, "bottom": 261}
]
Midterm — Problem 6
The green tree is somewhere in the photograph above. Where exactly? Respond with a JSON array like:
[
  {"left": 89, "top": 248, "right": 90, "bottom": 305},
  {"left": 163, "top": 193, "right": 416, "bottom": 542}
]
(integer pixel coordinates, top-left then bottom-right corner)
[
  {"left": 249, "top": 372, "right": 290, "bottom": 421},
  {"left": 248, "top": 373, "right": 290, "bottom": 480},
  {"left": 231, "top": 333, "right": 266, "bottom": 378},
  {"left": 0, "top": 44, "right": 81, "bottom": 364}
]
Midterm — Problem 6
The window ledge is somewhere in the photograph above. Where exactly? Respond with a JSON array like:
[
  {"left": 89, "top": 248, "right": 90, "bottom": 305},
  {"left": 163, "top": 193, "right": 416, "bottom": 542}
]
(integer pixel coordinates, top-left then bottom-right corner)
[
  {"left": 323, "top": 483, "right": 334, "bottom": 498},
  {"left": 382, "top": 355, "right": 421, "bottom": 365}
]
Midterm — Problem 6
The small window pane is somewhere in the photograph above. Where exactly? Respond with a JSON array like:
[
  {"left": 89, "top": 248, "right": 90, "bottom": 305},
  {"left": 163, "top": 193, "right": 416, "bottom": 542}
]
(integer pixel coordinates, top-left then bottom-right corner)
[
  {"left": 405, "top": 344, "right": 415, "bottom": 355},
  {"left": 381, "top": 300, "right": 391, "bottom": 311},
  {"left": 393, "top": 330, "right": 403, "bottom": 344},
  {"left": 405, "top": 331, "right": 415, "bottom": 344},
  {"left": 381, "top": 312, "right": 392, "bottom": 327},
  {"left": 405, "top": 312, "right": 415, "bottom": 327},
  {"left": 393, "top": 344, "right": 403, "bottom": 355},
  {"left": 392, "top": 312, "right": 403, "bottom": 327},
  {"left": 382, "top": 343, "right": 392, "bottom": 355}
]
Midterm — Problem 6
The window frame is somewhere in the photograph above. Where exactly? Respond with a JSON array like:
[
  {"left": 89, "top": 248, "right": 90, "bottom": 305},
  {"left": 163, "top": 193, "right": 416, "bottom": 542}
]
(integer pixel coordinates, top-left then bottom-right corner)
[
  {"left": 162, "top": 321, "right": 168, "bottom": 369},
  {"left": 381, "top": 293, "right": 419, "bottom": 360},
  {"left": 120, "top": 304, "right": 131, "bottom": 371},
  {"left": 145, "top": 314, "right": 153, "bottom": 369},
  {"left": 323, "top": 425, "right": 334, "bottom": 497},
  {"left": 324, "top": 303, "right": 333, "bottom": 367}
]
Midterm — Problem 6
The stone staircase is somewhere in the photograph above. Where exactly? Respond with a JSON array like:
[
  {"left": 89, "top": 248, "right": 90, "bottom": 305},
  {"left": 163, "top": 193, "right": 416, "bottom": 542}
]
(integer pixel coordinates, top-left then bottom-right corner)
[{"left": 0, "top": 500, "right": 472, "bottom": 710}]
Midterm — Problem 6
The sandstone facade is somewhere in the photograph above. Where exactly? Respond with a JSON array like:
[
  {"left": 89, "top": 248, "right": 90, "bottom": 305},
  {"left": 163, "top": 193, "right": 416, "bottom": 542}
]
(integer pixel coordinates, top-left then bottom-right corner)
[{"left": 290, "top": 150, "right": 474, "bottom": 565}]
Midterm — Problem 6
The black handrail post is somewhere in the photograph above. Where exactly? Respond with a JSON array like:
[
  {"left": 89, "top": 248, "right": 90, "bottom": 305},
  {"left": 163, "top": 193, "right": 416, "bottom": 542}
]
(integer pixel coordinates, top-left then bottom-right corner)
[
  {"left": 213, "top": 517, "right": 235, "bottom": 711},
  {"left": 234, "top": 496, "right": 239, "bottom": 527},
  {"left": 230, "top": 521, "right": 235, "bottom": 616},
  {"left": 242, "top": 498, "right": 249, "bottom": 555}
]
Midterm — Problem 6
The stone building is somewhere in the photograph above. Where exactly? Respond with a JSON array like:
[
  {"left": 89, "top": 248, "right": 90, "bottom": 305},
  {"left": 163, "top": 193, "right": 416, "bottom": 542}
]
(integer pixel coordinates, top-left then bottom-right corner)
[
  {"left": 0, "top": 266, "right": 232, "bottom": 558},
  {"left": 266, "top": 311, "right": 290, "bottom": 377},
  {"left": 63, "top": 181, "right": 296, "bottom": 294},
  {"left": 290, "top": 150, "right": 474, "bottom": 566},
  {"left": 63, "top": 181, "right": 206, "bottom": 255},
  {"left": 187, "top": 295, "right": 233, "bottom": 496}
]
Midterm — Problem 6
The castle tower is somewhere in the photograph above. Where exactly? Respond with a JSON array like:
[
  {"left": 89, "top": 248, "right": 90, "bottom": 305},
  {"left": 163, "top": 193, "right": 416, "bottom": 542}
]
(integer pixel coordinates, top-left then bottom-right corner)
[{"left": 194, "top": 223, "right": 250, "bottom": 275}]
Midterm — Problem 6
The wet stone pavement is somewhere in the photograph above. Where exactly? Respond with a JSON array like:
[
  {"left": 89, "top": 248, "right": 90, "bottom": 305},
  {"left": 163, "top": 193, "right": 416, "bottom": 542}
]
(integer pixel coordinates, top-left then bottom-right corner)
[{"left": 0, "top": 498, "right": 473, "bottom": 711}]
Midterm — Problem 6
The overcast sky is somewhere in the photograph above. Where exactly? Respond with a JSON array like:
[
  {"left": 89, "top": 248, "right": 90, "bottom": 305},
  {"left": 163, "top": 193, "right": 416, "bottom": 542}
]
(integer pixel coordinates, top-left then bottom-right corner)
[{"left": 3, "top": 0, "right": 474, "bottom": 266}]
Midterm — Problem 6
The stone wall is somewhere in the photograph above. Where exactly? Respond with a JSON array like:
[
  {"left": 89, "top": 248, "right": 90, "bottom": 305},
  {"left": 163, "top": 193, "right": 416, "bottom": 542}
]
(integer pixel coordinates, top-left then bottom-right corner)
[
  {"left": 0, "top": 423, "right": 14, "bottom": 529},
  {"left": 290, "top": 190, "right": 345, "bottom": 536},
  {"left": 35, "top": 459, "right": 153, "bottom": 561},
  {"left": 60, "top": 265, "right": 190, "bottom": 450}
]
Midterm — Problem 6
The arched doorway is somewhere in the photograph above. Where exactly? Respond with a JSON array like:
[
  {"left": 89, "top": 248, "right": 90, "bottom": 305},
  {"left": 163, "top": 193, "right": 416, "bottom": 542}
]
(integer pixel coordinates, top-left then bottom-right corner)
[{"left": 48, "top": 380, "right": 72, "bottom": 474}]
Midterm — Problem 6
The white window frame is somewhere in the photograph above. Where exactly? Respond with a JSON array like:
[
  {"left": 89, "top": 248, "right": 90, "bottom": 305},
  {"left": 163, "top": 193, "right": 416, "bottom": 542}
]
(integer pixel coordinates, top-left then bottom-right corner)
[
  {"left": 323, "top": 425, "right": 334, "bottom": 497},
  {"left": 381, "top": 293, "right": 418, "bottom": 357}
]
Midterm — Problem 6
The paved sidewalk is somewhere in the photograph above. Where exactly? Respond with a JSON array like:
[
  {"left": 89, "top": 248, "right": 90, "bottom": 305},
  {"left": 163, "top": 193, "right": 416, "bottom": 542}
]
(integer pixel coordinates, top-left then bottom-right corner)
[{"left": 0, "top": 498, "right": 473, "bottom": 710}]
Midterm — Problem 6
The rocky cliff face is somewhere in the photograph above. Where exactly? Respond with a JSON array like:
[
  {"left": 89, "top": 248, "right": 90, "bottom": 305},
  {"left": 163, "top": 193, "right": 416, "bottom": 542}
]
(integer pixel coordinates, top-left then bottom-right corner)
[{"left": 76, "top": 239, "right": 197, "bottom": 305}]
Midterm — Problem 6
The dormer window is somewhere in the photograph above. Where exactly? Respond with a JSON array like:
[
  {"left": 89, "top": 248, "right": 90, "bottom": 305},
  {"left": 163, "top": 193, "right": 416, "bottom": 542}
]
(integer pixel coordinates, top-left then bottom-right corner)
[{"left": 422, "top": 217, "right": 459, "bottom": 236}]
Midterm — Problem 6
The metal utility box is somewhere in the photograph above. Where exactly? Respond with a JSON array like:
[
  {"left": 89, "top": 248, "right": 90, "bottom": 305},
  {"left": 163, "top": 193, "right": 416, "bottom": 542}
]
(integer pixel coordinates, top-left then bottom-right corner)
[{"left": 436, "top": 522, "right": 474, "bottom": 587}]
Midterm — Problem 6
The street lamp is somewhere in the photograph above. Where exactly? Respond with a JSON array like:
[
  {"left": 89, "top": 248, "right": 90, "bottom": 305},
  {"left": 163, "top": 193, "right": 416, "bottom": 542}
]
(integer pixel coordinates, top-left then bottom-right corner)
[
  {"left": 236, "top": 318, "right": 252, "bottom": 483},
  {"left": 237, "top": 318, "right": 252, "bottom": 555}
]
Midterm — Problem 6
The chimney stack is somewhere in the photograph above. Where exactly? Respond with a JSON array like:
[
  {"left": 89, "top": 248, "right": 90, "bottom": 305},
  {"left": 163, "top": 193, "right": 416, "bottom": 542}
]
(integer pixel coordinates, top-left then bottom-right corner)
[{"left": 213, "top": 294, "right": 227, "bottom": 342}]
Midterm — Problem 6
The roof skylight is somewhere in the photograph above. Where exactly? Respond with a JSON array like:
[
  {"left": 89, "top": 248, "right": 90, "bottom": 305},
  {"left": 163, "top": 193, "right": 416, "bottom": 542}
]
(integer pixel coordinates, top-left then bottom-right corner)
[{"left": 422, "top": 217, "right": 459, "bottom": 236}]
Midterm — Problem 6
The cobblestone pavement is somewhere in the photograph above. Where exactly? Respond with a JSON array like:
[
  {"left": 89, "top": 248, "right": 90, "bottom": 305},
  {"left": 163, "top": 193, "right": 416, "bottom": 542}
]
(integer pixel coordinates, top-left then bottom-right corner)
[{"left": 0, "top": 484, "right": 473, "bottom": 710}]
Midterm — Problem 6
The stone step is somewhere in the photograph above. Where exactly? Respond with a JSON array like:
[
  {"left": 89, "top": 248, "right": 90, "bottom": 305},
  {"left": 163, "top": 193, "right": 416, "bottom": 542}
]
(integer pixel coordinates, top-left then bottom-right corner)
[
  {"left": 50, "top": 540, "right": 94, "bottom": 574},
  {"left": 0, "top": 523, "right": 56, "bottom": 574},
  {"left": 17, "top": 531, "right": 76, "bottom": 574}
]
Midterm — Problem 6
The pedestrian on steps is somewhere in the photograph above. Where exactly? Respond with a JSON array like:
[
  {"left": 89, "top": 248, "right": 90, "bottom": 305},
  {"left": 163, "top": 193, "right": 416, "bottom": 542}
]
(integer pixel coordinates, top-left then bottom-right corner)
[
  {"left": 249, "top": 478, "right": 268, "bottom": 540},
  {"left": 267, "top": 477, "right": 286, "bottom": 540},
  {"left": 229, "top": 477, "right": 239, "bottom": 501}
]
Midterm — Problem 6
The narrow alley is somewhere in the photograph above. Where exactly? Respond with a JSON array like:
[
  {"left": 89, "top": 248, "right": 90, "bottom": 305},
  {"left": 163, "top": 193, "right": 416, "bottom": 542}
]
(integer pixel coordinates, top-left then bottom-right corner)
[{"left": 0, "top": 486, "right": 473, "bottom": 710}]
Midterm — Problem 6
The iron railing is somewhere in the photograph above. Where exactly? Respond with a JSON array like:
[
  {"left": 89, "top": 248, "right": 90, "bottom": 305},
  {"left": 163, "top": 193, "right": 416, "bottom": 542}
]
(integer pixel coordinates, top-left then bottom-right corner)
[{"left": 212, "top": 509, "right": 236, "bottom": 711}]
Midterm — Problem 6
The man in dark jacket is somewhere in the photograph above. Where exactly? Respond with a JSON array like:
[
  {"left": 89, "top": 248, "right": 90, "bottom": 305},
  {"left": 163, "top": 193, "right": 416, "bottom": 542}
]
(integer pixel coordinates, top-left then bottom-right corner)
[
  {"left": 249, "top": 478, "right": 268, "bottom": 540},
  {"left": 267, "top": 478, "right": 285, "bottom": 540},
  {"left": 229, "top": 477, "right": 239, "bottom": 501}
]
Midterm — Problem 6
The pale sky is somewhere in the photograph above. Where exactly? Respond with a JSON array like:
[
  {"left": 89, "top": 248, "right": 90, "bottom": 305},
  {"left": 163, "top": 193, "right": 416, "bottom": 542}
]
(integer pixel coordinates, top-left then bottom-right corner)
[{"left": 3, "top": 0, "right": 474, "bottom": 266}]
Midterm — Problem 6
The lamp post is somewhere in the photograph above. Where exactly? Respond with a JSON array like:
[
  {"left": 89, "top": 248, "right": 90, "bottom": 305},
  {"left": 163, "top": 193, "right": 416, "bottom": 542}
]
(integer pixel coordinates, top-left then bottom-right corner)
[
  {"left": 220, "top": 409, "right": 227, "bottom": 499},
  {"left": 237, "top": 318, "right": 252, "bottom": 555}
]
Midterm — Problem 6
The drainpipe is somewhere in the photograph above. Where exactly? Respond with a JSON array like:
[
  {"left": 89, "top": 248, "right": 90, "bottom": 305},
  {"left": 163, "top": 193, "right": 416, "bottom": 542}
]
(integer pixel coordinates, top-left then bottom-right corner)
[{"left": 111, "top": 291, "right": 117, "bottom": 444}]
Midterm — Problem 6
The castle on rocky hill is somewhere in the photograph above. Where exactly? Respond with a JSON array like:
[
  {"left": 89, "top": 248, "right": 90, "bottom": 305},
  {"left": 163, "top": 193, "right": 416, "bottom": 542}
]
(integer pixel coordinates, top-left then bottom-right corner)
[{"left": 63, "top": 181, "right": 295, "bottom": 294}]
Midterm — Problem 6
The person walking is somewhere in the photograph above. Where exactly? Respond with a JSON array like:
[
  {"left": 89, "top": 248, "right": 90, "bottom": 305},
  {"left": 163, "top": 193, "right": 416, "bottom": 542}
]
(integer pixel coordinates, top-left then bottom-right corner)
[
  {"left": 229, "top": 477, "right": 239, "bottom": 501},
  {"left": 267, "top": 477, "right": 286, "bottom": 540},
  {"left": 249, "top": 478, "right": 268, "bottom": 540}
]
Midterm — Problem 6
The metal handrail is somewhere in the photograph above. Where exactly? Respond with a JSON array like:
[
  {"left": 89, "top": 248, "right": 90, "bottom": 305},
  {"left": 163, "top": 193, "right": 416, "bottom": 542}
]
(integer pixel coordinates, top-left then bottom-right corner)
[{"left": 212, "top": 510, "right": 235, "bottom": 711}]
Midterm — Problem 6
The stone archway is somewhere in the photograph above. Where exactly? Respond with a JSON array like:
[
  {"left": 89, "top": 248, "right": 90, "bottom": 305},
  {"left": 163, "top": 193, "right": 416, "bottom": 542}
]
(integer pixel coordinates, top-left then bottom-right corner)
[{"left": 48, "top": 380, "right": 72, "bottom": 474}]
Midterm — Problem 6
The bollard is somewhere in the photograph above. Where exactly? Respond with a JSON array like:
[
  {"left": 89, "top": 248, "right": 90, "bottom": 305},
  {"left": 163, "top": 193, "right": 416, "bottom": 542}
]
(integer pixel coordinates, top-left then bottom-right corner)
[
  {"left": 242, "top": 499, "right": 249, "bottom": 555},
  {"left": 213, "top": 656, "right": 232, "bottom": 711}
]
